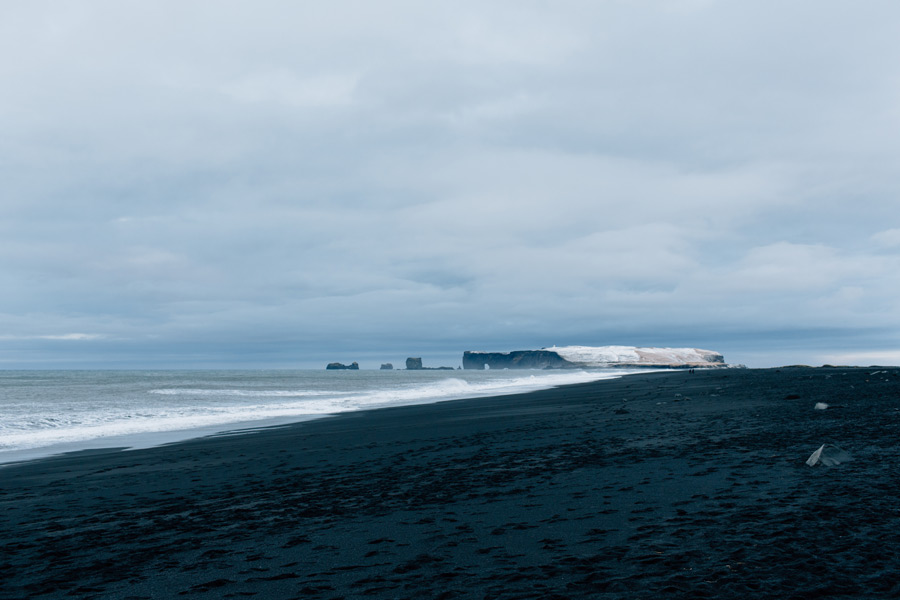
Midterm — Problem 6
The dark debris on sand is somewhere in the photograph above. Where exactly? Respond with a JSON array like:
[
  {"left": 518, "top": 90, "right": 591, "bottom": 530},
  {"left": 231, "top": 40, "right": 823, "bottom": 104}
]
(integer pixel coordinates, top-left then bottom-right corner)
[{"left": 1, "top": 367, "right": 899, "bottom": 599}]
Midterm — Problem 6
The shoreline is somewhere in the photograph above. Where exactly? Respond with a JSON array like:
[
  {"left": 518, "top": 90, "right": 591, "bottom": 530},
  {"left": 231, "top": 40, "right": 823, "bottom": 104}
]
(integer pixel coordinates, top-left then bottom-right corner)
[
  {"left": 2, "top": 367, "right": 898, "bottom": 598},
  {"left": 0, "top": 368, "right": 630, "bottom": 467},
  {"left": 0, "top": 413, "right": 328, "bottom": 468}
]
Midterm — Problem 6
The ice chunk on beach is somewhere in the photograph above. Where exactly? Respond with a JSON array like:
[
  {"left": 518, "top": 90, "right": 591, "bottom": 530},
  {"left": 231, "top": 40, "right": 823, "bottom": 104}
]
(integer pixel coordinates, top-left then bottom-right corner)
[
  {"left": 814, "top": 402, "right": 829, "bottom": 410},
  {"left": 806, "top": 444, "right": 851, "bottom": 467}
]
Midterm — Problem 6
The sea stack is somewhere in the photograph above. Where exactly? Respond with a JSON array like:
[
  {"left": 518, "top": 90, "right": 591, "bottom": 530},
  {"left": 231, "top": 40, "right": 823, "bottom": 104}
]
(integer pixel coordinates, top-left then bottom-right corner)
[
  {"left": 405, "top": 357, "right": 455, "bottom": 370},
  {"left": 326, "top": 362, "right": 360, "bottom": 370}
]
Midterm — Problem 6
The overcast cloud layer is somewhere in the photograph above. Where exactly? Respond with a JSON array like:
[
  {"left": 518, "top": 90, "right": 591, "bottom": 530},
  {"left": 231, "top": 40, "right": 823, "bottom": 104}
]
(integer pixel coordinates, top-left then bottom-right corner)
[{"left": 2, "top": 1, "right": 899, "bottom": 368}]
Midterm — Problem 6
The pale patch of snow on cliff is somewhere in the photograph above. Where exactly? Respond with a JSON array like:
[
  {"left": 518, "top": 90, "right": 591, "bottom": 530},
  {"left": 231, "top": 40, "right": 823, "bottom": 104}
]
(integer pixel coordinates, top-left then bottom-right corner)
[{"left": 545, "top": 345, "right": 722, "bottom": 366}]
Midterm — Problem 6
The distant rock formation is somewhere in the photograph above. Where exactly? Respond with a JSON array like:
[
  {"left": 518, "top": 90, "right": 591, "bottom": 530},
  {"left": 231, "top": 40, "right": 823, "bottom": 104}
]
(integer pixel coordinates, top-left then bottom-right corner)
[
  {"left": 326, "top": 362, "right": 359, "bottom": 370},
  {"left": 463, "top": 350, "right": 576, "bottom": 370},
  {"left": 463, "top": 346, "right": 726, "bottom": 370},
  {"left": 406, "top": 357, "right": 455, "bottom": 371},
  {"left": 380, "top": 363, "right": 394, "bottom": 370}
]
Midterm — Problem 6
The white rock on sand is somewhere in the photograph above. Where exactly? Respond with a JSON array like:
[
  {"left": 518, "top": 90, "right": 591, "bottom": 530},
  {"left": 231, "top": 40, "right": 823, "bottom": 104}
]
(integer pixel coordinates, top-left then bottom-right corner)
[{"left": 806, "top": 444, "right": 852, "bottom": 467}]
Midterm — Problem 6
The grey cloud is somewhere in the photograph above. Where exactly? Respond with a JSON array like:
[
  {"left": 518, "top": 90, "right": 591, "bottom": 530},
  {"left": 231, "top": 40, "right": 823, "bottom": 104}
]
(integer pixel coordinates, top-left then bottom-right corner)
[{"left": 1, "top": 1, "right": 899, "bottom": 367}]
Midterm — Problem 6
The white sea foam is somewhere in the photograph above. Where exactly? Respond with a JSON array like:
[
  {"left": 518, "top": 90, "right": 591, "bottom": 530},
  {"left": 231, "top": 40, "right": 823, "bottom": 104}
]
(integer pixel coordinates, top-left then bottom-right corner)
[
  {"left": 0, "top": 369, "right": 625, "bottom": 462},
  {"left": 149, "top": 389, "right": 341, "bottom": 397}
]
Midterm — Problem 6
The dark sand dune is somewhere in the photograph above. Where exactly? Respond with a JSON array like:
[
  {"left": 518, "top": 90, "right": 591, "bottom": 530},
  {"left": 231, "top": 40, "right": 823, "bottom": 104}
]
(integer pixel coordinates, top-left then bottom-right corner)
[{"left": 2, "top": 367, "right": 899, "bottom": 599}]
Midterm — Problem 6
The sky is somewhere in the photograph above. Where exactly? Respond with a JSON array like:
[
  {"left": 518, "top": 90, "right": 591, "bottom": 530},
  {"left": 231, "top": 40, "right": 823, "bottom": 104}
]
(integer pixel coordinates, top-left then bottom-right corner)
[{"left": 1, "top": 1, "right": 899, "bottom": 369}]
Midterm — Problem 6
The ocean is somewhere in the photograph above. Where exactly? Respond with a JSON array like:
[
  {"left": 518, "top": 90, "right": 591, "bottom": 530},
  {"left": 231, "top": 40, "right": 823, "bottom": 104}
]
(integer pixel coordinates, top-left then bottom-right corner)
[{"left": 0, "top": 368, "right": 625, "bottom": 464}]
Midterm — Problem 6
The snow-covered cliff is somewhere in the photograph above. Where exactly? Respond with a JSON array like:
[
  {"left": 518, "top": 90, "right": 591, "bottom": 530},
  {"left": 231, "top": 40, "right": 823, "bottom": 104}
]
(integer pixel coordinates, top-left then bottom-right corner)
[
  {"left": 462, "top": 346, "right": 725, "bottom": 370},
  {"left": 546, "top": 346, "right": 724, "bottom": 367}
]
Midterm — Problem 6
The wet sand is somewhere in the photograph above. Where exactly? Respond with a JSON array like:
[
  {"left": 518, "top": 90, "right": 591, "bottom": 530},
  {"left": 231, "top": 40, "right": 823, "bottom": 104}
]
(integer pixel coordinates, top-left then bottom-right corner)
[{"left": 2, "top": 367, "right": 899, "bottom": 599}]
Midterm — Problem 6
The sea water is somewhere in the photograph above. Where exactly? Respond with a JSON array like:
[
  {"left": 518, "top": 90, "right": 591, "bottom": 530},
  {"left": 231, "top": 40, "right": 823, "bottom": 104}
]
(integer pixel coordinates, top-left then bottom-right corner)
[{"left": 0, "top": 369, "right": 624, "bottom": 464}]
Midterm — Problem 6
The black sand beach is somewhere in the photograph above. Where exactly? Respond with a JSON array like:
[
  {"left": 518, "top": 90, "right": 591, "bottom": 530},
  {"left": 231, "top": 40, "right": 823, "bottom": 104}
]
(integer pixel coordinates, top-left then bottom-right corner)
[{"left": 2, "top": 367, "right": 899, "bottom": 599}]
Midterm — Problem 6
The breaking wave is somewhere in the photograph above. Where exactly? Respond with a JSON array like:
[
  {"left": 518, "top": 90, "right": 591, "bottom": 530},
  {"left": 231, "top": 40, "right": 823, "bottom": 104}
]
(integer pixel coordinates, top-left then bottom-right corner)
[{"left": 0, "top": 369, "right": 623, "bottom": 460}]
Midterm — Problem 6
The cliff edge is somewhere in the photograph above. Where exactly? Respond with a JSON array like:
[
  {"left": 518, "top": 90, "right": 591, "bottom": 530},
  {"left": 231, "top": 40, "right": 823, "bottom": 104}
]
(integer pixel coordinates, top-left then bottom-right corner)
[{"left": 463, "top": 346, "right": 725, "bottom": 370}]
